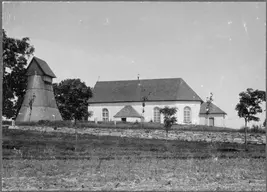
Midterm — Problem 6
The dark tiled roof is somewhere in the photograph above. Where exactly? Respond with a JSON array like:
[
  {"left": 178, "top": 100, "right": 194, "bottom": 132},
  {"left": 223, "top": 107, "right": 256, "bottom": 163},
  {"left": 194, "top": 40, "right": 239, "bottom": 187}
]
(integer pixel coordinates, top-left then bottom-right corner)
[
  {"left": 199, "top": 102, "right": 227, "bottom": 115},
  {"left": 27, "top": 57, "right": 56, "bottom": 78},
  {"left": 89, "top": 78, "right": 203, "bottom": 103},
  {"left": 114, "top": 105, "right": 142, "bottom": 118}
]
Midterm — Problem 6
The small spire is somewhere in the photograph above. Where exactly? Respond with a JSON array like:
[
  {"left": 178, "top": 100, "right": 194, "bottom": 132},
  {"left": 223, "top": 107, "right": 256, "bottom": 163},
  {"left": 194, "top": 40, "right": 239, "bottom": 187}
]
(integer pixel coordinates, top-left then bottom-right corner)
[{"left": 138, "top": 74, "right": 141, "bottom": 86}]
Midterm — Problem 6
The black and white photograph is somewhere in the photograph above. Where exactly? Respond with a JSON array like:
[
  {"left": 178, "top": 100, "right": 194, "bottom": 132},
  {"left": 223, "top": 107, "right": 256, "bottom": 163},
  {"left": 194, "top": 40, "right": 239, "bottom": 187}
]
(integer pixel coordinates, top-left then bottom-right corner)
[{"left": 2, "top": 1, "right": 266, "bottom": 191}]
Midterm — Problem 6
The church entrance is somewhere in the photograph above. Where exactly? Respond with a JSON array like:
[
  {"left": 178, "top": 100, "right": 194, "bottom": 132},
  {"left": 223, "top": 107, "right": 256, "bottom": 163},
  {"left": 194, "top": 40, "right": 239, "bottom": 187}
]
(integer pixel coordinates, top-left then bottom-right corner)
[{"left": 209, "top": 117, "right": 214, "bottom": 126}]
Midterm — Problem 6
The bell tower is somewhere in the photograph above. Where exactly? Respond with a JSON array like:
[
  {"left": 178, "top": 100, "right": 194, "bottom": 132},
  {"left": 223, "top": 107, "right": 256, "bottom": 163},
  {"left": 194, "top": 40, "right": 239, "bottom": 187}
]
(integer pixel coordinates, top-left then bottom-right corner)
[{"left": 16, "top": 57, "right": 63, "bottom": 122}]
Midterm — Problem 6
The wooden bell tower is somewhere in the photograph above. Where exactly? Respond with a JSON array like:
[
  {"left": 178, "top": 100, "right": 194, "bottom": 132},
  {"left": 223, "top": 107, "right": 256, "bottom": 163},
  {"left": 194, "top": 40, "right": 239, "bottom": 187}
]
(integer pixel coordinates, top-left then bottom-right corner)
[{"left": 16, "top": 57, "right": 63, "bottom": 122}]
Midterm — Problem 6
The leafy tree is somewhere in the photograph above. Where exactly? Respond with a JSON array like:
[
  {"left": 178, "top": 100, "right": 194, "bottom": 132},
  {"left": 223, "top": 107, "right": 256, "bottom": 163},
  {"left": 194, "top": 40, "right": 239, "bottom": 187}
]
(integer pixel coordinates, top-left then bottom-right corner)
[
  {"left": 205, "top": 92, "right": 213, "bottom": 126},
  {"left": 53, "top": 78, "right": 93, "bottom": 123},
  {"left": 159, "top": 106, "right": 177, "bottom": 137},
  {"left": 235, "top": 88, "right": 265, "bottom": 150},
  {"left": 2, "top": 29, "right": 35, "bottom": 119}
]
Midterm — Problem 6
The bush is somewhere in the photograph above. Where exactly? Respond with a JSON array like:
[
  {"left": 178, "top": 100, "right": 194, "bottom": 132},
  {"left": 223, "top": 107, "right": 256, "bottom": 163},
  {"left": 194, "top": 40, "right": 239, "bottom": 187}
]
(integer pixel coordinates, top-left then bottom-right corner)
[
  {"left": 15, "top": 120, "right": 73, "bottom": 128},
  {"left": 174, "top": 125, "right": 239, "bottom": 132},
  {"left": 38, "top": 120, "right": 51, "bottom": 126},
  {"left": 238, "top": 126, "right": 265, "bottom": 134},
  {"left": 159, "top": 106, "right": 178, "bottom": 137},
  {"left": 51, "top": 120, "right": 72, "bottom": 127},
  {"left": 15, "top": 121, "right": 39, "bottom": 126},
  {"left": 2, "top": 120, "right": 12, "bottom": 125},
  {"left": 251, "top": 125, "right": 266, "bottom": 134}
]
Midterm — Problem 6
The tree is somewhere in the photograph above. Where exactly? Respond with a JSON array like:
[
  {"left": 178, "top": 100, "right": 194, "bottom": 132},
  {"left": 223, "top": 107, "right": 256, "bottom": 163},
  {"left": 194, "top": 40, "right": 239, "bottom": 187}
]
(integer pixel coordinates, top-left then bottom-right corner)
[
  {"left": 205, "top": 92, "right": 213, "bottom": 126},
  {"left": 159, "top": 106, "right": 177, "bottom": 137},
  {"left": 140, "top": 93, "right": 151, "bottom": 128},
  {"left": 235, "top": 88, "right": 265, "bottom": 150},
  {"left": 2, "top": 29, "right": 35, "bottom": 119},
  {"left": 53, "top": 78, "right": 93, "bottom": 123}
]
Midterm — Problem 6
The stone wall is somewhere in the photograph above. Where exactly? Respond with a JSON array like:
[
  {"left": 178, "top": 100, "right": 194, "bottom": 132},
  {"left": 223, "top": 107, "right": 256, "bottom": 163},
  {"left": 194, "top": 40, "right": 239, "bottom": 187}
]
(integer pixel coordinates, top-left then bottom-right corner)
[{"left": 9, "top": 126, "right": 266, "bottom": 145}]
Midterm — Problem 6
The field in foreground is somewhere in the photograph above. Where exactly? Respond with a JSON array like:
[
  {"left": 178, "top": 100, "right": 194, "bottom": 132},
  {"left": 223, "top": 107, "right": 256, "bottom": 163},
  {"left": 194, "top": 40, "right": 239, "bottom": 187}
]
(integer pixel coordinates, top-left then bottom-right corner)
[
  {"left": 2, "top": 128, "right": 266, "bottom": 191},
  {"left": 3, "top": 158, "right": 265, "bottom": 191}
]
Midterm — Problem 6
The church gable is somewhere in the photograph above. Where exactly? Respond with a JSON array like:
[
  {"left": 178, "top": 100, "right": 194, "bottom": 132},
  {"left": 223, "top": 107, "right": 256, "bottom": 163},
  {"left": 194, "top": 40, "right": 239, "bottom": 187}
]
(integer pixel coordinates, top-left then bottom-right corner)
[
  {"left": 114, "top": 105, "right": 142, "bottom": 118},
  {"left": 199, "top": 102, "right": 227, "bottom": 115}
]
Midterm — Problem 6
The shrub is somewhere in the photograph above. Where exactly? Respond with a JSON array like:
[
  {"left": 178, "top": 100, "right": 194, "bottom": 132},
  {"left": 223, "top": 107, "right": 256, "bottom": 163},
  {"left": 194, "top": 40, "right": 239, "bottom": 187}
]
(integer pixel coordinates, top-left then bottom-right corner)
[
  {"left": 38, "top": 120, "right": 51, "bottom": 126},
  {"left": 250, "top": 125, "right": 265, "bottom": 134},
  {"left": 15, "top": 120, "right": 73, "bottom": 128},
  {"left": 238, "top": 125, "right": 265, "bottom": 134},
  {"left": 2, "top": 120, "right": 12, "bottom": 125},
  {"left": 51, "top": 120, "right": 72, "bottom": 127},
  {"left": 159, "top": 106, "right": 177, "bottom": 137},
  {"left": 15, "top": 121, "right": 39, "bottom": 126}
]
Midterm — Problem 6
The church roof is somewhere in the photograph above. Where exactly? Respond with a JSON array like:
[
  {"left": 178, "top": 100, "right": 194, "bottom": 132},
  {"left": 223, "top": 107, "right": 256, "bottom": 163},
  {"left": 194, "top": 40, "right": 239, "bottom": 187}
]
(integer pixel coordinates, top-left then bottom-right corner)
[
  {"left": 199, "top": 102, "right": 227, "bottom": 115},
  {"left": 114, "top": 105, "right": 142, "bottom": 118},
  {"left": 89, "top": 78, "right": 203, "bottom": 103},
  {"left": 26, "top": 56, "right": 56, "bottom": 78}
]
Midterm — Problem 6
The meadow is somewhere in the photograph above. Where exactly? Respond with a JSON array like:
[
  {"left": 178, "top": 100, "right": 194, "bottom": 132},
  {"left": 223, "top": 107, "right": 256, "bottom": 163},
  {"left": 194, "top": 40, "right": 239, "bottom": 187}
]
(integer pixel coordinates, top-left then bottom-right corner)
[{"left": 2, "top": 127, "right": 266, "bottom": 191}]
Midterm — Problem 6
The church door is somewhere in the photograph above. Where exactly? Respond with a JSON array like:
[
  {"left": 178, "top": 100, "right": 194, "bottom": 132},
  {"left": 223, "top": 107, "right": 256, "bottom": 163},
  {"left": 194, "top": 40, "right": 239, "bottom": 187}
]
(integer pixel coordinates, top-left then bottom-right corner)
[{"left": 209, "top": 117, "right": 214, "bottom": 127}]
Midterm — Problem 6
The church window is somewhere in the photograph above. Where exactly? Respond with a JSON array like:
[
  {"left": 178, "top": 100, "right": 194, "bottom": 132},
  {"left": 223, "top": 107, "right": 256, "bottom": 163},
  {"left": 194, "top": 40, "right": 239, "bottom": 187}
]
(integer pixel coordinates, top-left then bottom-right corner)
[
  {"left": 154, "top": 107, "right": 161, "bottom": 123},
  {"left": 184, "top": 106, "right": 191, "bottom": 123},
  {"left": 102, "top": 108, "right": 109, "bottom": 122}
]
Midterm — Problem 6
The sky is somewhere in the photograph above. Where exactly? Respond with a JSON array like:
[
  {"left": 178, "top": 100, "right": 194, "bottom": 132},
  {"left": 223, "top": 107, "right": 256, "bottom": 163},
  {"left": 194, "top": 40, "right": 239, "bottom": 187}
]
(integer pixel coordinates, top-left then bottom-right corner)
[{"left": 2, "top": 2, "right": 266, "bottom": 128}]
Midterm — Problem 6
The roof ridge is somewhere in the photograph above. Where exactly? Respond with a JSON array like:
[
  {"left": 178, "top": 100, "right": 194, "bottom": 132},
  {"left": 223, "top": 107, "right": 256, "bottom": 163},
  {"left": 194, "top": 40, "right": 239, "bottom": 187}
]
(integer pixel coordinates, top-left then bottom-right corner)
[{"left": 97, "top": 77, "right": 182, "bottom": 83}]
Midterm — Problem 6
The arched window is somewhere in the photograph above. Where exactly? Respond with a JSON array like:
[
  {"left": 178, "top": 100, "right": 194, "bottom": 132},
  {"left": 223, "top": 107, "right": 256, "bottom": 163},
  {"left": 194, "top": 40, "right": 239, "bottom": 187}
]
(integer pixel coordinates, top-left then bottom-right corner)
[
  {"left": 184, "top": 106, "right": 191, "bottom": 123},
  {"left": 154, "top": 107, "right": 161, "bottom": 123},
  {"left": 102, "top": 108, "right": 109, "bottom": 122}
]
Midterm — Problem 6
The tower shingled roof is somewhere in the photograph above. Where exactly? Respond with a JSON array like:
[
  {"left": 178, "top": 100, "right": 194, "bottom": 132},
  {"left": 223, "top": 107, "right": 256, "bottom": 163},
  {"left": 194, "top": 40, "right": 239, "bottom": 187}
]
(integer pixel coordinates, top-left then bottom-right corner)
[{"left": 26, "top": 56, "right": 56, "bottom": 78}]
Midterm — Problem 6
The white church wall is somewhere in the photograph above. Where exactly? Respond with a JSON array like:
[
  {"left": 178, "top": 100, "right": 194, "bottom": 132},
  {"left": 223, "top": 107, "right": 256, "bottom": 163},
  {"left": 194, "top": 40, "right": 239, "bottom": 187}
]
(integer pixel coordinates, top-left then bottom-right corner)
[
  {"left": 88, "top": 101, "right": 201, "bottom": 124},
  {"left": 199, "top": 114, "right": 226, "bottom": 127}
]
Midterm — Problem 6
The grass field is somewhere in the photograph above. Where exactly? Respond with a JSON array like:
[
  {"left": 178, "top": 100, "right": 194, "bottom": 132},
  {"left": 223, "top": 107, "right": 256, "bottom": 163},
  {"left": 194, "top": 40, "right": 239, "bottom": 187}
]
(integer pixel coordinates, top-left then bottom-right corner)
[{"left": 2, "top": 128, "right": 266, "bottom": 191}]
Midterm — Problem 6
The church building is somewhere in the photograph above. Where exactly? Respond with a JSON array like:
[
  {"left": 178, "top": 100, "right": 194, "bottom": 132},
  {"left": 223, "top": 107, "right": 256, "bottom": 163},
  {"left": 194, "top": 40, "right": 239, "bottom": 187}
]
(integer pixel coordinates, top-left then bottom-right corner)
[{"left": 88, "top": 78, "right": 226, "bottom": 127}]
